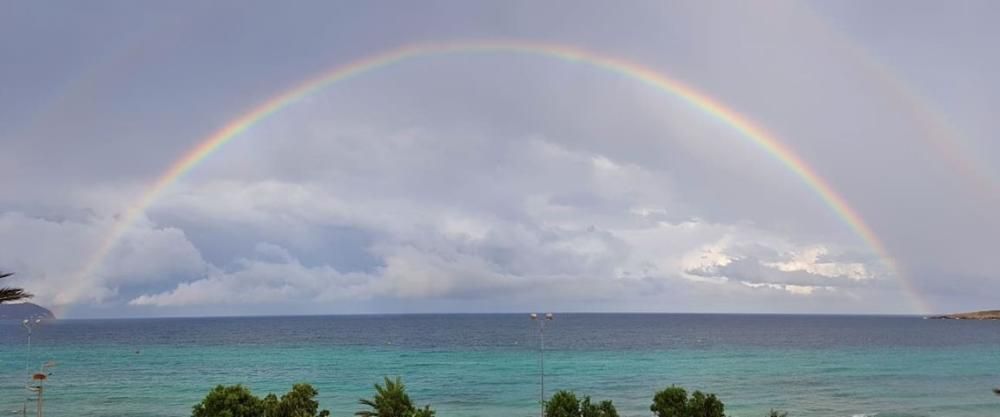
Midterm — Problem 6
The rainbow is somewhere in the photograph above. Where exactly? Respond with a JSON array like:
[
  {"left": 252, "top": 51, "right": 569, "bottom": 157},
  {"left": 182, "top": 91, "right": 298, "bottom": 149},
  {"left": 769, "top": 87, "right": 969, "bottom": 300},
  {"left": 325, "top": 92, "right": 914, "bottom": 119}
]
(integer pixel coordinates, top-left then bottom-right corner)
[
  {"left": 64, "top": 40, "right": 929, "bottom": 313},
  {"left": 797, "top": 3, "right": 1000, "bottom": 206}
]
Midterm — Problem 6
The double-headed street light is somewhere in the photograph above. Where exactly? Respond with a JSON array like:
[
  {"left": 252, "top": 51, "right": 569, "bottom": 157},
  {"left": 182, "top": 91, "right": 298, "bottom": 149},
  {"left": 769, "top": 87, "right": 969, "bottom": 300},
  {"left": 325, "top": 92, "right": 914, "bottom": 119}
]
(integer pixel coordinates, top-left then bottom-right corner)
[
  {"left": 23, "top": 319, "right": 41, "bottom": 374},
  {"left": 530, "top": 313, "right": 553, "bottom": 417}
]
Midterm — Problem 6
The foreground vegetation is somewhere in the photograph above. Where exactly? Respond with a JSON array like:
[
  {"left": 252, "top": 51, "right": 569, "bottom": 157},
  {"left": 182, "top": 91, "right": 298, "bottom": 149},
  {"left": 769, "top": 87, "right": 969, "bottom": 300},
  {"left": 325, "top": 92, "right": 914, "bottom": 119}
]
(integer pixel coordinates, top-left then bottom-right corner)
[
  {"left": 193, "top": 384, "right": 330, "bottom": 417},
  {"left": 0, "top": 271, "right": 32, "bottom": 303},
  {"left": 193, "top": 377, "right": 788, "bottom": 417}
]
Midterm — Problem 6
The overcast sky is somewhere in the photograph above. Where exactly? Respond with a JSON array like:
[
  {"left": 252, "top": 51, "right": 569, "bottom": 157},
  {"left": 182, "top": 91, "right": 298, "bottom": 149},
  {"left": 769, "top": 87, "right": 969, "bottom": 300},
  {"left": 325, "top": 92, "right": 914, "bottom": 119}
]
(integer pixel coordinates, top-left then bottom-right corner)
[{"left": 2, "top": 0, "right": 998, "bottom": 318}]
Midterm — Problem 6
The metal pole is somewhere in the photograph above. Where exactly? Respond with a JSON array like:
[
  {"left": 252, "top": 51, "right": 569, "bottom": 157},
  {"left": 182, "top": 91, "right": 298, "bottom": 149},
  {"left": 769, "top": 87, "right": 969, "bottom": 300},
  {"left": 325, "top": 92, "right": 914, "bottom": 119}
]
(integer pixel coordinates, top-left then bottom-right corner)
[
  {"left": 22, "top": 320, "right": 33, "bottom": 417},
  {"left": 531, "top": 313, "right": 553, "bottom": 417},
  {"left": 539, "top": 318, "right": 545, "bottom": 417},
  {"left": 23, "top": 320, "right": 32, "bottom": 380}
]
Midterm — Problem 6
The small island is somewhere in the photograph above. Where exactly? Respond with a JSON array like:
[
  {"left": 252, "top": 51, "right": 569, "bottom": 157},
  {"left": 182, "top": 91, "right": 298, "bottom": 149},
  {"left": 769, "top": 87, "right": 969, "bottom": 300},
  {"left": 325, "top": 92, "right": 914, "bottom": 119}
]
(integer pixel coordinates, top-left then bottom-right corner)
[{"left": 927, "top": 310, "right": 1000, "bottom": 320}]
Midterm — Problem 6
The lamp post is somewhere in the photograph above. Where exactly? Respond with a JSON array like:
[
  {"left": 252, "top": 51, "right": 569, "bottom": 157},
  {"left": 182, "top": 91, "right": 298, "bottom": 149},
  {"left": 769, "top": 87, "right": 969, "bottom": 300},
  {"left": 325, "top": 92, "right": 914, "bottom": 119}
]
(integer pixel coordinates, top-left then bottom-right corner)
[
  {"left": 21, "top": 319, "right": 41, "bottom": 417},
  {"left": 530, "top": 313, "right": 553, "bottom": 417}
]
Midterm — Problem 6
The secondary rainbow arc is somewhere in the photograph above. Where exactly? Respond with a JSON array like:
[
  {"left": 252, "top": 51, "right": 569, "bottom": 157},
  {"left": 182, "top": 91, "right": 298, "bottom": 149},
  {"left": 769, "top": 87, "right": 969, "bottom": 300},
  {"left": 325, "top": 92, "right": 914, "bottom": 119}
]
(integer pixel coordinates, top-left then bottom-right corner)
[{"left": 63, "top": 40, "right": 929, "bottom": 314}]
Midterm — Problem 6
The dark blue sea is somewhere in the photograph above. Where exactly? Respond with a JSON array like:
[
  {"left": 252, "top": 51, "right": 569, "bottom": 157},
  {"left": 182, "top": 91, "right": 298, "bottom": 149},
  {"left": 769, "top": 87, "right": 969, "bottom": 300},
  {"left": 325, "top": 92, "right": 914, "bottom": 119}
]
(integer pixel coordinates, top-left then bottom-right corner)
[{"left": 2, "top": 314, "right": 999, "bottom": 416}]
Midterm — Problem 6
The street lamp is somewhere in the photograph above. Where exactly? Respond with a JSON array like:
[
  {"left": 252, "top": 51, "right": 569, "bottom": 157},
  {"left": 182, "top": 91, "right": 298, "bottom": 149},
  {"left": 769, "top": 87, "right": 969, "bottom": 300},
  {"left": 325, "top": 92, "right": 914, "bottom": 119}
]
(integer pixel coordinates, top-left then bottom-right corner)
[
  {"left": 530, "top": 313, "right": 553, "bottom": 417},
  {"left": 21, "top": 318, "right": 42, "bottom": 417},
  {"left": 23, "top": 319, "right": 40, "bottom": 376}
]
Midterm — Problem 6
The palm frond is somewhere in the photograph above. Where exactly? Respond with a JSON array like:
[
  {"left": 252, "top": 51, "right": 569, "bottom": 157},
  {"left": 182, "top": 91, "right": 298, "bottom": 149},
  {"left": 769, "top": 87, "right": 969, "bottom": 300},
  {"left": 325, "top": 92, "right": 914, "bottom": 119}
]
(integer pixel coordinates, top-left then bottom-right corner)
[
  {"left": 0, "top": 272, "right": 32, "bottom": 304},
  {"left": 0, "top": 288, "right": 32, "bottom": 303}
]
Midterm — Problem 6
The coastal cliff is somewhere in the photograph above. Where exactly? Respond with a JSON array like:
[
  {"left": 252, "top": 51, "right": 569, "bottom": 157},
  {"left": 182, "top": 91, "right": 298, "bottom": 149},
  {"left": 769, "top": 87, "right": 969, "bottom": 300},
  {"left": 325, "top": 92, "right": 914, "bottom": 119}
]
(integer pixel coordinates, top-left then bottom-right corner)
[
  {"left": 927, "top": 310, "right": 1000, "bottom": 320},
  {"left": 0, "top": 303, "right": 55, "bottom": 320}
]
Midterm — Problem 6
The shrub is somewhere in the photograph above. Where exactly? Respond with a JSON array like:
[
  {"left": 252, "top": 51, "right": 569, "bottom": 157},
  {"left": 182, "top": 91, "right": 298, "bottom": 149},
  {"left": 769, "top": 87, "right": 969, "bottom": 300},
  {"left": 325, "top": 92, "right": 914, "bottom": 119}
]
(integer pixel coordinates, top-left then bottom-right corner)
[
  {"left": 544, "top": 390, "right": 619, "bottom": 417},
  {"left": 269, "top": 384, "right": 330, "bottom": 417},
  {"left": 650, "top": 386, "right": 725, "bottom": 417},
  {"left": 580, "top": 396, "right": 619, "bottom": 417},
  {"left": 192, "top": 384, "right": 329, "bottom": 417},
  {"left": 545, "top": 390, "right": 581, "bottom": 417},
  {"left": 651, "top": 386, "right": 689, "bottom": 417},
  {"left": 193, "top": 385, "right": 264, "bottom": 417},
  {"left": 687, "top": 391, "right": 724, "bottom": 417}
]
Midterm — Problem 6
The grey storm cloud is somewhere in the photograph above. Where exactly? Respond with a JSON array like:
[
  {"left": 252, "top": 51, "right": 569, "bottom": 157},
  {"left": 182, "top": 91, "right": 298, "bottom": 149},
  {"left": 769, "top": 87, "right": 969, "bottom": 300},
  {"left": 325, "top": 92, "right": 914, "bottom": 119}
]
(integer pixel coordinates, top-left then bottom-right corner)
[{"left": 2, "top": 0, "right": 999, "bottom": 317}]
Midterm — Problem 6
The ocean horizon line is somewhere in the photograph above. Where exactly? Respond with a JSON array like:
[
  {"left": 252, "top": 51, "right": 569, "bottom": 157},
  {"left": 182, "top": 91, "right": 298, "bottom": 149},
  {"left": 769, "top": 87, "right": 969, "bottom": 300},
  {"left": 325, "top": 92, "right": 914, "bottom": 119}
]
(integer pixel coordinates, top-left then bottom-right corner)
[{"left": 17, "top": 310, "right": 932, "bottom": 321}]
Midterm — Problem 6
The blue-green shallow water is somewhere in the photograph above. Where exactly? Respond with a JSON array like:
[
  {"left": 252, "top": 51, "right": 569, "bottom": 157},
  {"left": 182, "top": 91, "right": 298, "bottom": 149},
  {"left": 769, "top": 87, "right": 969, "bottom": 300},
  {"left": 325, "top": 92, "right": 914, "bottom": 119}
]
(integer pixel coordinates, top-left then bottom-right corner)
[{"left": 1, "top": 314, "right": 998, "bottom": 417}]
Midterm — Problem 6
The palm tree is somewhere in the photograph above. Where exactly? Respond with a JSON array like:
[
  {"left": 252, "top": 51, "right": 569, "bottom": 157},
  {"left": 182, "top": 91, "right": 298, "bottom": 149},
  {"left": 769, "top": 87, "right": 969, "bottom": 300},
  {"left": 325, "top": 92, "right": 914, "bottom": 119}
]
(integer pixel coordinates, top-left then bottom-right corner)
[
  {"left": 411, "top": 406, "right": 434, "bottom": 417},
  {"left": 356, "top": 377, "right": 434, "bottom": 417},
  {"left": 0, "top": 272, "right": 32, "bottom": 304}
]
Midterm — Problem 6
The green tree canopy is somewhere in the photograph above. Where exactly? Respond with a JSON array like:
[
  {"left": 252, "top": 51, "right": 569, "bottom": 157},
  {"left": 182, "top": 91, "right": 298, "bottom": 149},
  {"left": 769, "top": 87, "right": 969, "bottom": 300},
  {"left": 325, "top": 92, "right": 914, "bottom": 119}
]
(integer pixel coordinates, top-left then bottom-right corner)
[
  {"left": 193, "top": 385, "right": 264, "bottom": 417},
  {"left": 688, "top": 391, "right": 724, "bottom": 417},
  {"left": 651, "top": 386, "right": 688, "bottom": 417},
  {"left": 270, "top": 384, "right": 331, "bottom": 417},
  {"left": 651, "top": 386, "right": 725, "bottom": 417},
  {"left": 545, "top": 390, "right": 580, "bottom": 417},
  {"left": 192, "top": 384, "right": 329, "bottom": 417},
  {"left": 580, "top": 396, "right": 619, "bottom": 417},
  {"left": 356, "top": 377, "right": 434, "bottom": 417},
  {"left": 544, "top": 390, "right": 619, "bottom": 417}
]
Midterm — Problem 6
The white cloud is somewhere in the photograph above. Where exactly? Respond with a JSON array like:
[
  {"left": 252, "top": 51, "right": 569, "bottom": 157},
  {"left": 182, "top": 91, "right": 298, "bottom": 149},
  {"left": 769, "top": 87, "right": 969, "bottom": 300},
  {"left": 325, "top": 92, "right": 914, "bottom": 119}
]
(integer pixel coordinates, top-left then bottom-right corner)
[
  {"left": 3, "top": 125, "right": 902, "bottom": 314},
  {"left": 0, "top": 211, "right": 206, "bottom": 306},
  {"left": 740, "top": 281, "right": 834, "bottom": 296},
  {"left": 124, "top": 183, "right": 888, "bottom": 310},
  {"left": 761, "top": 246, "right": 871, "bottom": 280}
]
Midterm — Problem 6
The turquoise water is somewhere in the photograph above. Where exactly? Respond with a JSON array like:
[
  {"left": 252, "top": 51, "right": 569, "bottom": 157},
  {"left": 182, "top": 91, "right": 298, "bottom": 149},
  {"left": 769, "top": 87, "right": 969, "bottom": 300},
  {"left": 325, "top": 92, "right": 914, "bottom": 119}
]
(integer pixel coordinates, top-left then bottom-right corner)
[{"left": 2, "top": 314, "right": 999, "bottom": 416}]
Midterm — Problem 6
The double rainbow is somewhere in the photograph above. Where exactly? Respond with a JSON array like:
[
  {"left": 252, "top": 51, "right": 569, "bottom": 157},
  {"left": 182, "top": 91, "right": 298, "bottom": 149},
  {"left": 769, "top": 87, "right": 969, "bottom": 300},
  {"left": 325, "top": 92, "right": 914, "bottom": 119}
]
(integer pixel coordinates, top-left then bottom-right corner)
[{"left": 63, "top": 40, "right": 927, "bottom": 312}]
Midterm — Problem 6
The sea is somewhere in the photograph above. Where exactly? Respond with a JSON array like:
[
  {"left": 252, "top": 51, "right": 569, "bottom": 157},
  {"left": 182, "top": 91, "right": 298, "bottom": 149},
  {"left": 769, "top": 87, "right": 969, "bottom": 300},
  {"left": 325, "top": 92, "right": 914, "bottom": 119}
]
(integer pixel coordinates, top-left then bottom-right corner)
[{"left": 1, "top": 314, "right": 998, "bottom": 417}]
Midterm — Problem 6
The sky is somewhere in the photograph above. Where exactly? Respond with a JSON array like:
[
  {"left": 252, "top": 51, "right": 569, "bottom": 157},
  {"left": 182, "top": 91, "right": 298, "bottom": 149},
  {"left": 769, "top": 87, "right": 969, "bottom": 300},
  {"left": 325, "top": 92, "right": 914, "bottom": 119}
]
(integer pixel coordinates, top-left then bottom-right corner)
[{"left": 1, "top": 0, "right": 999, "bottom": 318}]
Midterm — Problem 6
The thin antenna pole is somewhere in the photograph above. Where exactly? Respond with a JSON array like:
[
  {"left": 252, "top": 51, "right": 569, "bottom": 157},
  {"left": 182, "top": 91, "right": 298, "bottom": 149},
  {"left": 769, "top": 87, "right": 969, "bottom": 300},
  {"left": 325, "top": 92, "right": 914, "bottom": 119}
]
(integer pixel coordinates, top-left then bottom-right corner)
[
  {"left": 22, "top": 320, "right": 33, "bottom": 417},
  {"left": 539, "top": 318, "right": 545, "bottom": 417},
  {"left": 36, "top": 385, "right": 42, "bottom": 417}
]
